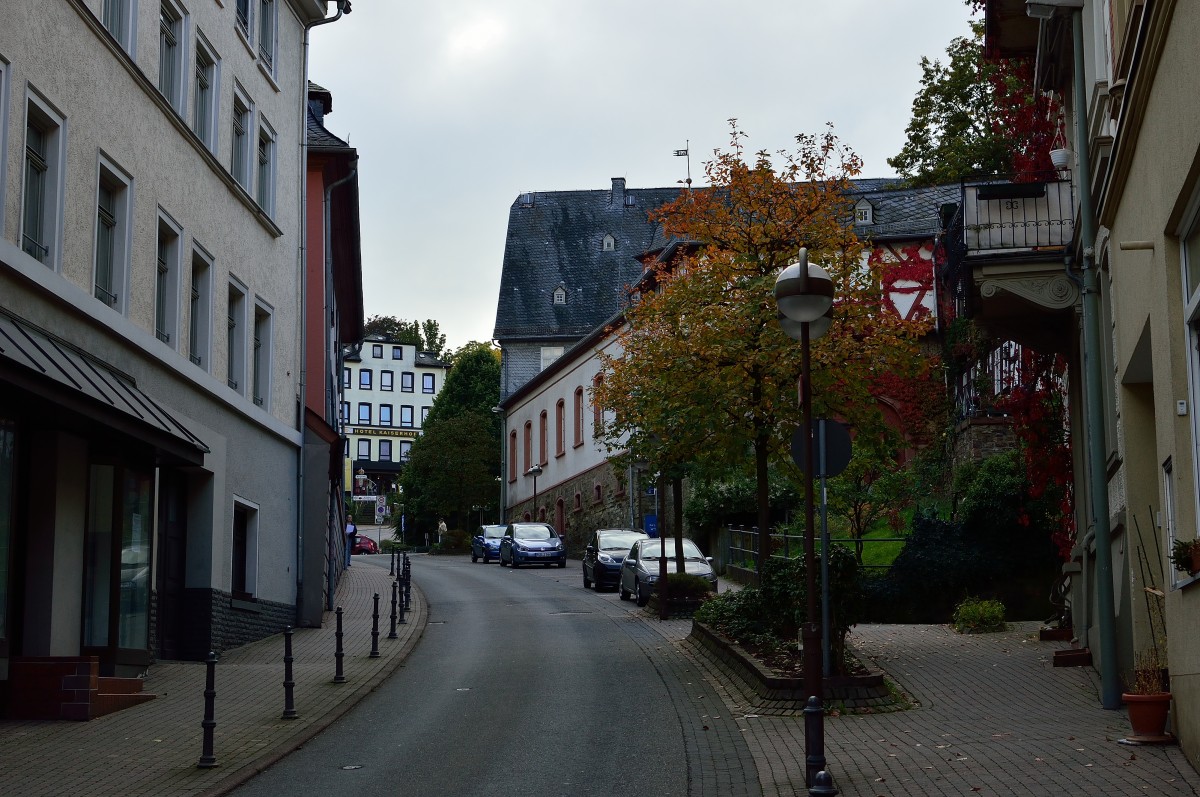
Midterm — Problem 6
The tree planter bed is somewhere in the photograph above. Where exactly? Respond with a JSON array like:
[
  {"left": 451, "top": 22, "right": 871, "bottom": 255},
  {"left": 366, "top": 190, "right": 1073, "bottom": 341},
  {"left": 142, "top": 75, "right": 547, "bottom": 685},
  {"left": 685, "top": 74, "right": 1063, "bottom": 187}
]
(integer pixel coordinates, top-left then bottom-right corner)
[{"left": 689, "top": 621, "right": 901, "bottom": 712}]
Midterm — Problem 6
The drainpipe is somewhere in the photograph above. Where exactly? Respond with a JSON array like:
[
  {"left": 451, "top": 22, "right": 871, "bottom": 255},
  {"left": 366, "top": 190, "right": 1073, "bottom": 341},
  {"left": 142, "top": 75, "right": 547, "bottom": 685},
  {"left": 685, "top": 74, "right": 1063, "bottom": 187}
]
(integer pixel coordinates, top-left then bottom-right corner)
[
  {"left": 298, "top": 0, "right": 349, "bottom": 621},
  {"left": 1069, "top": 7, "right": 1120, "bottom": 710}
]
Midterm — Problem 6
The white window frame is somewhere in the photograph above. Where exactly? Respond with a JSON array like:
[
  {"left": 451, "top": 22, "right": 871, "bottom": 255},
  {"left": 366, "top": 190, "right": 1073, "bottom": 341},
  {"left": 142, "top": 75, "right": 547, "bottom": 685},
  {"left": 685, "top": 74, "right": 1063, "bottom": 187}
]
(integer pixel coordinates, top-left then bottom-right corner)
[
  {"left": 256, "top": 118, "right": 276, "bottom": 215},
  {"left": 251, "top": 301, "right": 272, "bottom": 408},
  {"left": 155, "top": 210, "right": 183, "bottom": 347},
  {"left": 0, "top": 57, "right": 9, "bottom": 236},
  {"left": 192, "top": 31, "right": 219, "bottom": 151},
  {"left": 230, "top": 85, "right": 253, "bottom": 191},
  {"left": 93, "top": 155, "right": 133, "bottom": 312},
  {"left": 231, "top": 497, "right": 259, "bottom": 599},
  {"left": 227, "top": 279, "right": 248, "bottom": 394},
  {"left": 21, "top": 90, "right": 67, "bottom": 270},
  {"left": 1179, "top": 196, "right": 1200, "bottom": 532},
  {"left": 257, "top": 0, "right": 277, "bottom": 75},
  {"left": 189, "top": 243, "right": 213, "bottom": 370},
  {"left": 158, "top": 0, "right": 189, "bottom": 114},
  {"left": 102, "top": 0, "right": 138, "bottom": 55},
  {"left": 540, "top": 346, "right": 564, "bottom": 371},
  {"left": 235, "top": 0, "right": 253, "bottom": 41}
]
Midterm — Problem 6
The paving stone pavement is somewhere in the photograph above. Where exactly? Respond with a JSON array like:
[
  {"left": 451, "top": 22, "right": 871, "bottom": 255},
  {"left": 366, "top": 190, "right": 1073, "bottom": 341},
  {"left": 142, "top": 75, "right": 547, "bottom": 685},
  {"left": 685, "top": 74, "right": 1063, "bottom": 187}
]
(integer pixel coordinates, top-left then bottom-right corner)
[
  {"left": 3, "top": 556, "right": 1199, "bottom": 797},
  {"left": 0, "top": 556, "right": 423, "bottom": 797}
]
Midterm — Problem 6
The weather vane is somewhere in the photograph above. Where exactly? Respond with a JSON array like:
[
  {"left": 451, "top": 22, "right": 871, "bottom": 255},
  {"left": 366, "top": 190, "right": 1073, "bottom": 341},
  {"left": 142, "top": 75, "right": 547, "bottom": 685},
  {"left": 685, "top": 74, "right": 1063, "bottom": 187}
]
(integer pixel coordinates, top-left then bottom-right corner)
[{"left": 674, "top": 141, "right": 691, "bottom": 188}]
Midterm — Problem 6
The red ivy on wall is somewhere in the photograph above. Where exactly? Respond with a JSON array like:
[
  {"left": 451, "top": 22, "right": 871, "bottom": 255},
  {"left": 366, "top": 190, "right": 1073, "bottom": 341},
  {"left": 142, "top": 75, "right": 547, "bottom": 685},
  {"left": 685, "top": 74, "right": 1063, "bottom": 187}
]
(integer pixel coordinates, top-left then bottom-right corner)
[{"left": 994, "top": 349, "right": 1075, "bottom": 560}]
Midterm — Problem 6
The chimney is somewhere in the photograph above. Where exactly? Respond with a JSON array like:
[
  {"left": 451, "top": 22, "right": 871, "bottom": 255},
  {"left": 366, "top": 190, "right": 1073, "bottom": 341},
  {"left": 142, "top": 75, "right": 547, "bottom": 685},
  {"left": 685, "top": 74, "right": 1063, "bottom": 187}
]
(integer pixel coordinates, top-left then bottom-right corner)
[{"left": 611, "top": 177, "right": 626, "bottom": 206}]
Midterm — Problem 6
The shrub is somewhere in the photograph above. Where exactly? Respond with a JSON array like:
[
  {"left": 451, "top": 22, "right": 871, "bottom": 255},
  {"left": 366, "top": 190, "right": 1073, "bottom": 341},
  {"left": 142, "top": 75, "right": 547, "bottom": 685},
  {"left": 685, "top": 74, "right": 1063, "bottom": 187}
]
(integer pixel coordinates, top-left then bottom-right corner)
[
  {"left": 430, "top": 528, "right": 470, "bottom": 554},
  {"left": 693, "top": 544, "right": 864, "bottom": 676},
  {"left": 952, "top": 596, "right": 1007, "bottom": 634},
  {"left": 665, "top": 572, "right": 715, "bottom": 600}
]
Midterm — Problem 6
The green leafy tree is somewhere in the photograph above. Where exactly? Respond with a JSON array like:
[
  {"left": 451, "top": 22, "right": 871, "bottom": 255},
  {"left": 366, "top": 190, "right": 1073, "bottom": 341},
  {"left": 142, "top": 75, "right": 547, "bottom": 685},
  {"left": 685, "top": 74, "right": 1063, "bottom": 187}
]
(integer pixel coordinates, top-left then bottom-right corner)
[
  {"left": 826, "top": 439, "right": 914, "bottom": 566},
  {"left": 888, "top": 19, "right": 1010, "bottom": 184},
  {"left": 362, "top": 315, "right": 447, "bottom": 356},
  {"left": 397, "top": 341, "right": 501, "bottom": 535},
  {"left": 595, "top": 121, "right": 930, "bottom": 570}
]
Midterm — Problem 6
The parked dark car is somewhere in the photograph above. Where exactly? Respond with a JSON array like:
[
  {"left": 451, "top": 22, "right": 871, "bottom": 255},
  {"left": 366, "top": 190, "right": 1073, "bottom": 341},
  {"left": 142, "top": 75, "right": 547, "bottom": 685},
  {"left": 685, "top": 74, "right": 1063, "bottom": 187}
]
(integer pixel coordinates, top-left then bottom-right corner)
[
  {"left": 472, "top": 524, "right": 507, "bottom": 563},
  {"left": 500, "top": 522, "right": 566, "bottom": 568},
  {"left": 582, "top": 528, "right": 647, "bottom": 591},
  {"left": 352, "top": 535, "right": 379, "bottom": 555},
  {"left": 618, "top": 538, "right": 717, "bottom": 606}
]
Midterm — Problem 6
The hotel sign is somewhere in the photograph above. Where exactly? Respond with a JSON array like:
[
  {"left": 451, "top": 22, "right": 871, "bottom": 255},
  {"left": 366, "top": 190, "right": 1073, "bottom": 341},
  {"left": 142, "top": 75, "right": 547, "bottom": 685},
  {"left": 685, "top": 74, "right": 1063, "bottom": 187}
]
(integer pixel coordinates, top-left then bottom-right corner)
[{"left": 352, "top": 428, "right": 417, "bottom": 438}]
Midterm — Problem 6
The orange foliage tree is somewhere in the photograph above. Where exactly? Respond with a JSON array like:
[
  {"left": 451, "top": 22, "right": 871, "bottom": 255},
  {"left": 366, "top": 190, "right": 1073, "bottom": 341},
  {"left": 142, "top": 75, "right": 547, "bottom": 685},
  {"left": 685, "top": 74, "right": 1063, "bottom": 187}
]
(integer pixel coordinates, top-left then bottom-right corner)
[{"left": 593, "top": 122, "right": 932, "bottom": 568}]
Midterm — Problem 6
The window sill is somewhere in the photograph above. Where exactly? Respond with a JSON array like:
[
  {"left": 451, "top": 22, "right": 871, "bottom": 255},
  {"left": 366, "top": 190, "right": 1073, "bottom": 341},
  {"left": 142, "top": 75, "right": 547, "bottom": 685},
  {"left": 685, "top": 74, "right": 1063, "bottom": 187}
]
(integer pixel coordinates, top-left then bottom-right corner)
[
  {"left": 237, "top": 27, "right": 256, "bottom": 59},
  {"left": 231, "top": 595, "right": 260, "bottom": 611},
  {"left": 1172, "top": 572, "right": 1200, "bottom": 591},
  {"left": 257, "top": 61, "right": 281, "bottom": 93}
]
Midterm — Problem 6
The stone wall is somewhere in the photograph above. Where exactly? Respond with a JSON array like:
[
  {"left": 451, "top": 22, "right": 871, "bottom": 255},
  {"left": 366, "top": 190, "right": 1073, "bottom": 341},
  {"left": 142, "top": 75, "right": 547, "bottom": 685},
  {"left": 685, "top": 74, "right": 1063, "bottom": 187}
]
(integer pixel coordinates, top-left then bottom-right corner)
[{"left": 952, "top": 417, "right": 1017, "bottom": 465}]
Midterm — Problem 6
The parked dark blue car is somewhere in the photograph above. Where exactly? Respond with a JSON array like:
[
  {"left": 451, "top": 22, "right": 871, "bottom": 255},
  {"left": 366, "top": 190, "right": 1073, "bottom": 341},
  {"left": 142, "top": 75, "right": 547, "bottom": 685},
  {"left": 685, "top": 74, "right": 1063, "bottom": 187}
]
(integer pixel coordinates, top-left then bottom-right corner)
[
  {"left": 582, "top": 528, "right": 647, "bottom": 591},
  {"left": 471, "top": 524, "right": 507, "bottom": 563},
  {"left": 500, "top": 523, "right": 566, "bottom": 568}
]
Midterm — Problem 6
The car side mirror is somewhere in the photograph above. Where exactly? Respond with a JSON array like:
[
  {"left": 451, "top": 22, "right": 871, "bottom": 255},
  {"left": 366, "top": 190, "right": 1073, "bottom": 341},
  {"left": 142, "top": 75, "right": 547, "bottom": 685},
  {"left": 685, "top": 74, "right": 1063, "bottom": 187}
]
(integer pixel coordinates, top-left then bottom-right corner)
[{"left": 706, "top": 556, "right": 713, "bottom": 562}]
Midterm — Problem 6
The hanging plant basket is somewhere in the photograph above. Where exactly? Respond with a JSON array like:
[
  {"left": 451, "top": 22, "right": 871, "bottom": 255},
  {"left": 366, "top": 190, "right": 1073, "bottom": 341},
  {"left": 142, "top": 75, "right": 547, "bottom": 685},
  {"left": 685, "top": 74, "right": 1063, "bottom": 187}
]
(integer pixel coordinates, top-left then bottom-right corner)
[{"left": 1049, "top": 148, "right": 1072, "bottom": 170}]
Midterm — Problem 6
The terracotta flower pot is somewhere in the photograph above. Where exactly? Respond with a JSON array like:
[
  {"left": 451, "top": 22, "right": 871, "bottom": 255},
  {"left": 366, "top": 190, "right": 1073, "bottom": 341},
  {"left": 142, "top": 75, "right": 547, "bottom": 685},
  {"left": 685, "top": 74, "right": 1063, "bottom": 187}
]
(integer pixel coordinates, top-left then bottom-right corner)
[{"left": 1122, "top": 692, "right": 1173, "bottom": 742}]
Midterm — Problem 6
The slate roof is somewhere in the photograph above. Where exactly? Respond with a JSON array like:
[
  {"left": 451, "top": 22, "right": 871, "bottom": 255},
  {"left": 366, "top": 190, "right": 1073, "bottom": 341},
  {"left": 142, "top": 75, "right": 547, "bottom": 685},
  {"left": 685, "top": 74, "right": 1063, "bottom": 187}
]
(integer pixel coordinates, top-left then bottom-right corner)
[
  {"left": 848, "top": 180, "right": 960, "bottom": 241},
  {"left": 492, "top": 179, "right": 685, "bottom": 341},
  {"left": 492, "top": 178, "right": 959, "bottom": 343},
  {"left": 307, "top": 104, "right": 350, "bottom": 149}
]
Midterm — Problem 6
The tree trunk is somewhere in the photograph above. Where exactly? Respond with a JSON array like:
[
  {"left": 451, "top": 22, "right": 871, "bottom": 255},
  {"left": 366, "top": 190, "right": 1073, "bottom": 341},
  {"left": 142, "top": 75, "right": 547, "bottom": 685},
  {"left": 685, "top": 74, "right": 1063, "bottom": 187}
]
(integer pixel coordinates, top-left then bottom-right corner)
[{"left": 673, "top": 475, "right": 686, "bottom": 571}]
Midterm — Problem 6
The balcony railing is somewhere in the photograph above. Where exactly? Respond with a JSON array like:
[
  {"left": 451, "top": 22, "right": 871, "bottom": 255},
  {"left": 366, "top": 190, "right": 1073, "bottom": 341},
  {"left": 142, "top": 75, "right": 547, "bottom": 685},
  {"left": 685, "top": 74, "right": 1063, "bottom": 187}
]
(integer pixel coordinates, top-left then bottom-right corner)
[{"left": 963, "top": 178, "right": 1074, "bottom": 254}]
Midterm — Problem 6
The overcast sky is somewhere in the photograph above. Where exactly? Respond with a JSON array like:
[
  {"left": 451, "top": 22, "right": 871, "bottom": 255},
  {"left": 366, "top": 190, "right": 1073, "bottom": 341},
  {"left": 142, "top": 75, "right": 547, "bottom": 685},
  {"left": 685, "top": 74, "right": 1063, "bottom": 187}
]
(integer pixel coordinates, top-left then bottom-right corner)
[{"left": 308, "top": 0, "right": 976, "bottom": 352}]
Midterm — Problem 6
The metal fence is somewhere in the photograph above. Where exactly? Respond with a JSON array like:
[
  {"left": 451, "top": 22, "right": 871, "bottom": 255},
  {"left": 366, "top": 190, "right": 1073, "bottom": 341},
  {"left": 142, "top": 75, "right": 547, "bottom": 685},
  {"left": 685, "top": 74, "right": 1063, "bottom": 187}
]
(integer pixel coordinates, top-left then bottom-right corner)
[{"left": 721, "top": 526, "right": 907, "bottom": 572}]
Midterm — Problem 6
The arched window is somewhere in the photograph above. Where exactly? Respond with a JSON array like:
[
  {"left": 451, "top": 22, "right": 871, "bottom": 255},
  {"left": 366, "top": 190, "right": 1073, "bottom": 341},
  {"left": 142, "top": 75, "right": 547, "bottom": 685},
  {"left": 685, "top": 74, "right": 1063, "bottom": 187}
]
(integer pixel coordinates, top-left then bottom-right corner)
[
  {"left": 555, "top": 399, "right": 565, "bottom": 456},
  {"left": 539, "top": 410, "right": 548, "bottom": 465},
  {"left": 573, "top": 388, "right": 584, "bottom": 447},
  {"left": 523, "top": 421, "right": 532, "bottom": 473},
  {"left": 508, "top": 431, "right": 517, "bottom": 482}
]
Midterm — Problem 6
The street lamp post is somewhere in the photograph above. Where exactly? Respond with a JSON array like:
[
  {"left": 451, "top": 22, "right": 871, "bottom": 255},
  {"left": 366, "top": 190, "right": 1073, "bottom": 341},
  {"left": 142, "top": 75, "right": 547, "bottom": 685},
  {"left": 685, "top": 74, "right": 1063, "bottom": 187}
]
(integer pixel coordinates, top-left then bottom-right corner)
[
  {"left": 492, "top": 406, "right": 507, "bottom": 523},
  {"left": 525, "top": 464, "right": 542, "bottom": 521},
  {"left": 775, "top": 247, "right": 835, "bottom": 790}
]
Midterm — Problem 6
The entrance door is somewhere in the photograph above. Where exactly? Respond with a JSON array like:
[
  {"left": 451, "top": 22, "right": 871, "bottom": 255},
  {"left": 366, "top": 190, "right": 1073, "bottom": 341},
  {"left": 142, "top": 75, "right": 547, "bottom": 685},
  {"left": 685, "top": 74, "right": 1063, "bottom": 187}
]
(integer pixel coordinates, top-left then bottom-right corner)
[{"left": 82, "top": 463, "right": 153, "bottom": 674}]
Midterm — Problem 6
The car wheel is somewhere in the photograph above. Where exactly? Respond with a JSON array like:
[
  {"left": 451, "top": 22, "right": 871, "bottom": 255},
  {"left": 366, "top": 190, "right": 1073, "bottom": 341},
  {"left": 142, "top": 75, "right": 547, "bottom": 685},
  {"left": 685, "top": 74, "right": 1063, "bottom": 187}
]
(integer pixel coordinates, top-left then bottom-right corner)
[
  {"left": 593, "top": 575, "right": 604, "bottom": 592},
  {"left": 635, "top": 581, "right": 649, "bottom": 607},
  {"left": 471, "top": 551, "right": 478, "bottom": 563},
  {"left": 500, "top": 553, "right": 507, "bottom": 567},
  {"left": 483, "top": 552, "right": 491, "bottom": 564},
  {"left": 557, "top": 560, "right": 566, "bottom": 568},
  {"left": 619, "top": 581, "right": 631, "bottom": 601},
  {"left": 582, "top": 567, "right": 591, "bottom": 589}
]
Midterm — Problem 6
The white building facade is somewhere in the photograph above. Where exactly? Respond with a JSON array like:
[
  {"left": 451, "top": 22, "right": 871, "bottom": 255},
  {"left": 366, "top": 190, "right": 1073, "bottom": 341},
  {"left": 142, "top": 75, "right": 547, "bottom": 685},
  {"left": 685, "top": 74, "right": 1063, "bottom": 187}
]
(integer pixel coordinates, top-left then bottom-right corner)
[{"left": 0, "top": 0, "right": 344, "bottom": 716}]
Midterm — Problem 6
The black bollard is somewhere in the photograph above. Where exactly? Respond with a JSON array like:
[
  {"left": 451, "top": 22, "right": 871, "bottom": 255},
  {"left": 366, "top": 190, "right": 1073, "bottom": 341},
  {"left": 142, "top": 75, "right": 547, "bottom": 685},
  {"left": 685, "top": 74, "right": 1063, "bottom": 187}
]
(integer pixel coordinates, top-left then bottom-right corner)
[
  {"left": 804, "top": 696, "right": 827, "bottom": 787},
  {"left": 282, "top": 626, "right": 298, "bottom": 719},
  {"left": 808, "top": 771, "right": 838, "bottom": 796},
  {"left": 388, "top": 578, "right": 398, "bottom": 639},
  {"left": 403, "top": 559, "right": 412, "bottom": 611},
  {"left": 389, "top": 547, "right": 395, "bottom": 576},
  {"left": 197, "top": 652, "right": 218, "bottom": 768},
  {"left": 398, "top": 577, "right": 407, "bottom": 625},
  {"left": 333, "top": 607, "right": 346, "bottom": 684},
  {"left": 370, "top": 593, "right": 381, "bottom": 658}
]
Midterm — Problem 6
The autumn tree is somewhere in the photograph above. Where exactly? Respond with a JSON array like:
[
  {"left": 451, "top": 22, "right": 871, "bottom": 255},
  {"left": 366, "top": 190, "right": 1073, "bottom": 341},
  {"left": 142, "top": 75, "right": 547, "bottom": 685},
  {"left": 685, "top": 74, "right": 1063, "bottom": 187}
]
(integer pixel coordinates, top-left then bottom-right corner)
[{"left": 595, "top": 122, "right": 931, "bottom": 571}]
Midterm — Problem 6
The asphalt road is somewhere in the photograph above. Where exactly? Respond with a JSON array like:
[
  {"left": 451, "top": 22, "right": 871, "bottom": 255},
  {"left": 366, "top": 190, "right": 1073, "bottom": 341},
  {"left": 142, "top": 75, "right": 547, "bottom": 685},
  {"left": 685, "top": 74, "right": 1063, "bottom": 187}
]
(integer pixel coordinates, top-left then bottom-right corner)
[{"left": 230, "top": 555, "right": 754, "bottom": 797}]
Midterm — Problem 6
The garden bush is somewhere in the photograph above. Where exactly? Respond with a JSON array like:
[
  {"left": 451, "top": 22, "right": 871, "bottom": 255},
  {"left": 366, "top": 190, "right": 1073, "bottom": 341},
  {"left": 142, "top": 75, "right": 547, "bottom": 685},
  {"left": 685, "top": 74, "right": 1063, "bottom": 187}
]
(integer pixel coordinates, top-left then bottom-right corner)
[{"left": 952, "top": 596, "right": 1007, "bottom": 633}]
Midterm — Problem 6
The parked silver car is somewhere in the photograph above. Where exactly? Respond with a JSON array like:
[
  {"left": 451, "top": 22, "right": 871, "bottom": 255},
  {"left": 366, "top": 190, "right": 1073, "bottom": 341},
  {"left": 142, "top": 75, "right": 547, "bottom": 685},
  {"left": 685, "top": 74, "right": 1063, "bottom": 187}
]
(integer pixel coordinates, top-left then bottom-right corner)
[{"left": 618, "top": 538, "right": 717, "bottom": 606}]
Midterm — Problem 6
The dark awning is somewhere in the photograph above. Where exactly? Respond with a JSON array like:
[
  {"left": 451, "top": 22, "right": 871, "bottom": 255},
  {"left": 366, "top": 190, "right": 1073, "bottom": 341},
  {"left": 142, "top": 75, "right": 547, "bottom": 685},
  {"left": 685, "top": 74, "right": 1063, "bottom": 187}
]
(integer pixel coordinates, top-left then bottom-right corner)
[{"left": 0, "top": 310, "right": 209, "bottom": 463}]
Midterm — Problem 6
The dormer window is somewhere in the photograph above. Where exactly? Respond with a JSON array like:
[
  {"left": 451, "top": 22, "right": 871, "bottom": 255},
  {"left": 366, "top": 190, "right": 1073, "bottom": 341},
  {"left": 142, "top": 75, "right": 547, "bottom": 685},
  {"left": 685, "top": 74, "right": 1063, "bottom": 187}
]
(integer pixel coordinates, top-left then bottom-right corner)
[
  {"left": 553, "top": 284, "right": 567, "bottom": 305},
  {"left": 855, "top": 198, "right": 874, "bottom": 225},
  {"left": 602, "top": 234, "right": 615, "bottom": 252}
]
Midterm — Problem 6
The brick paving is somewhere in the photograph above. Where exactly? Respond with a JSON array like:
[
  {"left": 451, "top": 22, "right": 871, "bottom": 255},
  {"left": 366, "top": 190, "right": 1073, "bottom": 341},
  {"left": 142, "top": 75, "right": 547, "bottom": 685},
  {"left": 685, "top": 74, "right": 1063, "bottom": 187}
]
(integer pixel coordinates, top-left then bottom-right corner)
[
  {"left": 0, "top": 556, "right": 423, "bottom": 797},
  {"left": 3, "top": 557, "right": 1199, "bottom": 797}
]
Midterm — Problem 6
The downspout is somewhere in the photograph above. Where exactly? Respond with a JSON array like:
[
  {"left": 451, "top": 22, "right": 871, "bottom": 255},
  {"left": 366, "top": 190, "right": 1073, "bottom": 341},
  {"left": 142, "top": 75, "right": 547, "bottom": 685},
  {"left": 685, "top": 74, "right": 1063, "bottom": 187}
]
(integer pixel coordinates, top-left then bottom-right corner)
[
  {"left": 299, "top": 0, "right": 349, "bottom": 621},
  {"left": 323, "top": 159, "right": 357, "bottom": 609},
  {"left": 1070, "top": 7, "right": 1120, "bottom": 710}
]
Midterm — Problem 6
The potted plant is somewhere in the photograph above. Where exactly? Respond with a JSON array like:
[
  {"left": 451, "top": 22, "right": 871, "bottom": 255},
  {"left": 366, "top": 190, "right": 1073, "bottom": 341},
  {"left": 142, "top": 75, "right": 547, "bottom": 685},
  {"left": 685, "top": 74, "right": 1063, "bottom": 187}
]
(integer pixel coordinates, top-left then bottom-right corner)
[
  {"left": 1121, "top": 649, "right": 1173, "bottom": 743},
  {"left": 1170, "top": 537, "right": 1200, "bottom": 576}
]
